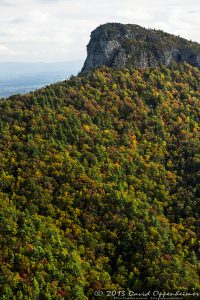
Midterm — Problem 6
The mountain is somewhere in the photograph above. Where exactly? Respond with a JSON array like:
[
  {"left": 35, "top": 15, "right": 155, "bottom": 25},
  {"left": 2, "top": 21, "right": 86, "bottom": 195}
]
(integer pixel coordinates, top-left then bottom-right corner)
[
  {"left": 0, "top": 60, "right": 83, "bottom": 98},
  {"left": 0, "top": 62, "right": 200, "bottom": 299},
  {"left": 82, "top": 23, "right": 200, "bottom": 72},
  {"left": 0, "top": 23, "right": 200, "bottom": 299}
]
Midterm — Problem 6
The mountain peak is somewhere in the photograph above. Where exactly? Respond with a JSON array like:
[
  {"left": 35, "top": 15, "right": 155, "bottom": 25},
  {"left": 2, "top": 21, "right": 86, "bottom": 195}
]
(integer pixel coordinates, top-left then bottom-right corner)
[{"left": 81, "top": 23, "right": 200, "bottom": 72}]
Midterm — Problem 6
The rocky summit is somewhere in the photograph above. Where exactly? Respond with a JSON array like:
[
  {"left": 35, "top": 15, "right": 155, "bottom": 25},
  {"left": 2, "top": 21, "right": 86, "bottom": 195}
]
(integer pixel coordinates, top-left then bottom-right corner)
[{"left": 82, "top": 23, "right": 200, "bottom": 72}]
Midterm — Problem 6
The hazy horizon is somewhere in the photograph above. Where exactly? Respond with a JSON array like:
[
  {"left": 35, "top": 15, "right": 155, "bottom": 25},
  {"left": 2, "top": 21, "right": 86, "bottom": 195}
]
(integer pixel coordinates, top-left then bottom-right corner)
[
  {"left": 0, "top": 59, "right": 84, "bottom": 97},
  {"left": 0, "top": 0, "right": 199, "bottom": 97}
]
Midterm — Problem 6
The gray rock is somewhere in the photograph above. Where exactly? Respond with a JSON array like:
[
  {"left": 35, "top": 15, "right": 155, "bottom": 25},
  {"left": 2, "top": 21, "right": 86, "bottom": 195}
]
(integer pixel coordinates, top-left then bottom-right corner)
[{"left": 81, "top": 23, "right": 200, "bottom": 72}]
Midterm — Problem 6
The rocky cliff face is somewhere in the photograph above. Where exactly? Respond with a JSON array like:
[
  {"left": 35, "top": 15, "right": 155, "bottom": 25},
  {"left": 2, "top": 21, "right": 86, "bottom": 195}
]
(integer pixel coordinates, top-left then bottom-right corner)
[{"left": 81, "top": 23, "right": 200, "bottom": 72}]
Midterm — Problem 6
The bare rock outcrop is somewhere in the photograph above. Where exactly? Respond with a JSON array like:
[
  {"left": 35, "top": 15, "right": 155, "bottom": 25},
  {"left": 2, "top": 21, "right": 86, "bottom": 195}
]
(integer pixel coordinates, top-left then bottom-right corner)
[{"left": 81, "top": 23, "right": 200, "bottom": 72}]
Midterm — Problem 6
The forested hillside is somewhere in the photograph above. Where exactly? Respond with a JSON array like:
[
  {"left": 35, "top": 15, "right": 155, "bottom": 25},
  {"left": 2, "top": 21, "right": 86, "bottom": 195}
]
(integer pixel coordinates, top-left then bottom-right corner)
[{"left": 0, "top": 63, "right": 200, "bottom": 299}]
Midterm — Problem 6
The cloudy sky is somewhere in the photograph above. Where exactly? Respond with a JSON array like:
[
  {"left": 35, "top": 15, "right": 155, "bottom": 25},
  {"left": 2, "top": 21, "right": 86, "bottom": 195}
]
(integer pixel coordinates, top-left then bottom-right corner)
[{"left": 0, "top": 0, "right": 199, "bottom": 62}]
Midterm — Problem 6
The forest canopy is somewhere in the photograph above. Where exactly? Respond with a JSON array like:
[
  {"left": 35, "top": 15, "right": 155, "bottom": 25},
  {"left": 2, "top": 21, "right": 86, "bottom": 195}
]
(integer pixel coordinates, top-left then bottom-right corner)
[{"left": 0, "top": 63, "right": 200, "bottom": 299}]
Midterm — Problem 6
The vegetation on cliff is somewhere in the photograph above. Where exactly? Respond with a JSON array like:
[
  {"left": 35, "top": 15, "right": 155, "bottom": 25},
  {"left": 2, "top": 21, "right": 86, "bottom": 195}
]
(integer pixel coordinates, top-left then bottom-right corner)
[{"left": 82, "top": 23, "right": 200, "bottom": 72}]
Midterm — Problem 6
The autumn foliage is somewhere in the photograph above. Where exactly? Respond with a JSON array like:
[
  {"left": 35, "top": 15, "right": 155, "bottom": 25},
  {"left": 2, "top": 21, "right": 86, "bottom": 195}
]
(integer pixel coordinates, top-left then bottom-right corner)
[{"left": 0, "top": 63, "right": 200, "bottom": 299}]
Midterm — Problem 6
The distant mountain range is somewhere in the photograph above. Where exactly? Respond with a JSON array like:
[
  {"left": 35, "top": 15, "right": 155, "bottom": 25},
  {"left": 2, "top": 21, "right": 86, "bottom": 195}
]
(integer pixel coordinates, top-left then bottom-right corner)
[{"left": 0, "top": 60, "right": 83, "bottom": 97}]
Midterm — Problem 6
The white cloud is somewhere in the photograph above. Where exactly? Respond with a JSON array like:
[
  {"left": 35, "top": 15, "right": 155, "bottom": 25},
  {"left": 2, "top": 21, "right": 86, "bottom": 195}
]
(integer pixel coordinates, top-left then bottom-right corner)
[
  {"left": 0, "top": 44, "right": 16, "bottom": 55},
  {"left": 0, "top": 0, "right": 199, "bottom": 62}
]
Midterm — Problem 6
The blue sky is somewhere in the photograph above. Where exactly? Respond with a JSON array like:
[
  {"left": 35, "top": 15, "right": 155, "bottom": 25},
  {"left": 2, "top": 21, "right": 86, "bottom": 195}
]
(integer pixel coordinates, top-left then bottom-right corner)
[{"left": 0, "top": 0, "right": 199, "bottom": 62}]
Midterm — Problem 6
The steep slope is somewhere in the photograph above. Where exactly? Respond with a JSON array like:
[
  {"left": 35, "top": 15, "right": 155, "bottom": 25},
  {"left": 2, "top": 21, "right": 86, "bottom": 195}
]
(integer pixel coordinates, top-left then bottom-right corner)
[
  {"left": 0, "top": 63, "right": 200, "bottom": 299},
  {"left": 82, "top": 23, "right": 200, "bottom": 72}
]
